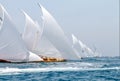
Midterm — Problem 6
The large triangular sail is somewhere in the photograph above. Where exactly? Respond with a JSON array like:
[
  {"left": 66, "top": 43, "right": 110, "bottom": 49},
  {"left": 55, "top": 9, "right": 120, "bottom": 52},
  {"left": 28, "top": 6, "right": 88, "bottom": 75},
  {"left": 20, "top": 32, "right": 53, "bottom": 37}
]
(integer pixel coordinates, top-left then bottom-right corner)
[
  {"left": 0, "top": 5, "right": 29, "bottom": 62},
  {"left": 72, "top": 34, "right": 83, "bottom": 57},
  {"left": 72, "top": 34, "right": 97, "bottom": 57},
  {"left": 78, "top": 40, "right": 95, "bottom": 57},
  {"left": 22, "top": 11, "right": 42, "bottom": 51},
  {"left": 22, "top": 11, "right": 62, "bottom": 58},
  {"left": 38, "top": 4, "right": 80, "bottom": 60},
  {"left": 0, "top": 5, "right": 43, "bottom": 62}
]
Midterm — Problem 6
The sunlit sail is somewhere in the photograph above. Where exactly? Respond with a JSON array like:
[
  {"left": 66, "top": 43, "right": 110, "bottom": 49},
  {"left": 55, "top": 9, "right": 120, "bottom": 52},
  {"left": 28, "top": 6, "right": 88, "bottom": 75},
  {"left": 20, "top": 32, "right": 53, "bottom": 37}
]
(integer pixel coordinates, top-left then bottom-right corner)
[
  {"left": 72, "top": 34, "right": 100, "bottom": 57},
  {"left": 0, "top": 5, "right": 43, "bottom": 62},
  {"left": 78, "top": 40, "right": 95, "bottom": 57},
  {"left": 22, "top": 11, "right": 42, "bottom": 51},
  {"left": 72, "top": 34, "right": 83, "bottom": 57},
  {"left": 22, "top": 11, "right": 63, "bottom": 62},
  {"left": 38, "top": 4, "right": 80, "bottom": 60}
]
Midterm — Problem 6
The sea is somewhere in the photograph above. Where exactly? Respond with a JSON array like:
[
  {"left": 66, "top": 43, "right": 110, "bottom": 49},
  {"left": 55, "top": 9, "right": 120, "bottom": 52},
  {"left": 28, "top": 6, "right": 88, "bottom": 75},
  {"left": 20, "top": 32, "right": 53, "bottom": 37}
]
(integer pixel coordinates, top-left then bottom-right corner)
[{"left": 0, "top": 57, "right": 120, "bottom": 81}]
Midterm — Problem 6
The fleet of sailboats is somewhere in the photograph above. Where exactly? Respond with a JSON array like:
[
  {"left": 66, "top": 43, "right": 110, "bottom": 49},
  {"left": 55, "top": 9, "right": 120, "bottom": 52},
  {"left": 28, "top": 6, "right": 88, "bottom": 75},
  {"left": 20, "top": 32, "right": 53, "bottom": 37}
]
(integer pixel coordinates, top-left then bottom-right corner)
[
  {"left": 22, "top": 11, "right": 64, "bottom": 62},
  {"left": 0, "top": 4, "right": 43, "bottom": 62},
  {"left": 72, "top": 34, "right": 100, "bottom": 58},
  {"left": 0, "top": 4, "right": 100, "bottom": 63},
  {"left": 38, "top": 4, "right": 81, "bottom": 60}
]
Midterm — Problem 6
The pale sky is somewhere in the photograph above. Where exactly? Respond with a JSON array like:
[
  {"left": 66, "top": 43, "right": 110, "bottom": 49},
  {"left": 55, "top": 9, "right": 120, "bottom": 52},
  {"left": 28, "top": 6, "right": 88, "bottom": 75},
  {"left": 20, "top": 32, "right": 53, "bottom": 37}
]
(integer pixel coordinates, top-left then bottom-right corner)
[{"left": 0, "top": 0, "right": 119, "bottom": 56}]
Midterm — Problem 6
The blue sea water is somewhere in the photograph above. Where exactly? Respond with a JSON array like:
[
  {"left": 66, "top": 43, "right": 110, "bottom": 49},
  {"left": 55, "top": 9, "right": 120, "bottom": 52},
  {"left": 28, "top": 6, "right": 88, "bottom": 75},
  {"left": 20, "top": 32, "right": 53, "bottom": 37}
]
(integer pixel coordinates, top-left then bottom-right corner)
[{"left": 0, "top": 57, "right": 120, "bottom": 81}]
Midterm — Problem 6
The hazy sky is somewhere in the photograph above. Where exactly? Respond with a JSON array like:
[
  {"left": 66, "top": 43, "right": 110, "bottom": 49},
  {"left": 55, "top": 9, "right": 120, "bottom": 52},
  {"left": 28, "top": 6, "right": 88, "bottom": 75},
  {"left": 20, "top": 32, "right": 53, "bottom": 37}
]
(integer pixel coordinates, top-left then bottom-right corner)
[{"left": 0, "top": 0, "right": 119, "bottom": 56}]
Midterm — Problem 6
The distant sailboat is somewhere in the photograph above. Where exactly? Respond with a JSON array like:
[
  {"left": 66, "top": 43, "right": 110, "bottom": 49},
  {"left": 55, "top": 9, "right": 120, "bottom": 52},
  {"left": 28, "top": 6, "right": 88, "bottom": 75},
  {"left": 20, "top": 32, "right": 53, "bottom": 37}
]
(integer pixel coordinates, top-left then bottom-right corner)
[
  {"left": 0, "top": 4, "right": 43, "bottom": 62},
  {"left": 72, "top": 34, "right": 85, "bottom": 57},
  {"left": 92, "top": 45, "right": 101, "bottom": 57},
  {"left": 38, "top": 4, "right": 81, "bottom": 60},
  {"left": 72, "top": 34, "right": 99, "bottom": 57},
  {"left": 79, "top": 40, "right": 97, "bottom": 57}
]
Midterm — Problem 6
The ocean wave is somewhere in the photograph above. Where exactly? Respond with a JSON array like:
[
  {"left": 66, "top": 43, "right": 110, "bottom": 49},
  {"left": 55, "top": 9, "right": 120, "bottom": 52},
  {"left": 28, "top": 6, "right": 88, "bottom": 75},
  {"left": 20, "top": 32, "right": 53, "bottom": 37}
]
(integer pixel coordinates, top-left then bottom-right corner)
[{"left": 0, "top": 66, "right": 120, "bottom": 75}]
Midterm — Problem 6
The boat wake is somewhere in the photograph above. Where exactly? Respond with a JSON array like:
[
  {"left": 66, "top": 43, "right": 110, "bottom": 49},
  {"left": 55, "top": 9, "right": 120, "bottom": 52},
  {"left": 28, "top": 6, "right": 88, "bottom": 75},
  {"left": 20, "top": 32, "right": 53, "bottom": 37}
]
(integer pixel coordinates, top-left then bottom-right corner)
[{"left": 0, "top": 66, "right": 120, "bottom": 75}]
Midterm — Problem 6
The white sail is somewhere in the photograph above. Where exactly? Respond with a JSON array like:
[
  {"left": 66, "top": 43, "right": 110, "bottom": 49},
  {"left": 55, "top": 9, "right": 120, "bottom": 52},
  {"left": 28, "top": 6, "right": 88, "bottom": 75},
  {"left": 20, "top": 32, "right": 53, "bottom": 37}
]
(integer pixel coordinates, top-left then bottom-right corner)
[
  {"left": 72, "top": 34, "right": 98, "bottom": 57},
  {"left": 35, "top": 36, "right": 62, "bottom": 58},
  {"left": 72, "top": 34, "right": 84, "bottom": 57},
  {"left": 22, "top": 11, "right": 42, "bottom": 51},
  {"left": 22, "top": 11, "right": 62, "bottom": 58},
  {"left": 79, "top": 40, "right": 101, "bottom": 57},
  {"left": 0, "top": 5, "right": 30, "bottom": 62},
  {"left": 0, "top": 5, "right": 43, "bottom": 62},
  {"left": 38, "top": 4, "right": 80, "bottom": 60},
  {"left": 78, "top": 40, "right": 97, "bottom": 57},
  {"left": 28, "top": 52, "right": 43, "bottom": 62},
  {"left": 72, "top": 34, "right": 79, "bottom": 45}
]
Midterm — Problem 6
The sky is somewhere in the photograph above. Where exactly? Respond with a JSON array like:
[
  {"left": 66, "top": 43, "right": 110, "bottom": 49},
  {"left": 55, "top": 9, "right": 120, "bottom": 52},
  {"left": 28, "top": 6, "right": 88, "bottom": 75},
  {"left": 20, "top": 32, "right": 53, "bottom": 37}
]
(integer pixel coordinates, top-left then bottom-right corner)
[{"left": 0, "top": 0, "right": 119, "bottom": 57}]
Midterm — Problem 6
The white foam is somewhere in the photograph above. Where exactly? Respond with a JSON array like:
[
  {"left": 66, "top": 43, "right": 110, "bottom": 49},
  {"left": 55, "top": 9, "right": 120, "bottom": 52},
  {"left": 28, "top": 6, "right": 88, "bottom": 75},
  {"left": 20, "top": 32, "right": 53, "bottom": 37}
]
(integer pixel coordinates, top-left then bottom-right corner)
[
  {"left": 63, "top": 62, "right": 104, "bottom": 68},
  {"left": 0, "top": 66, "right": 120, "bottom": 75}
]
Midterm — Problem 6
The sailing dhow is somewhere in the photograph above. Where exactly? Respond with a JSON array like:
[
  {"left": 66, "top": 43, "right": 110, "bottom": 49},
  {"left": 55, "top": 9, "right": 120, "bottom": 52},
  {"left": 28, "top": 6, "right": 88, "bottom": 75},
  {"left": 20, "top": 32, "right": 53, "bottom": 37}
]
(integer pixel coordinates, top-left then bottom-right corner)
[
  {"left": 72, "top": 34, "right": 100, "bottom": 57},
  {"left": 22, "top": 11, "right": 64, "bottom": 62},
  {"left": 38, "top": 4, "right": 81, "bottom": 60},
  {"left": 0, "top": 4, "right": 43, "bottom": 62}
]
